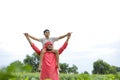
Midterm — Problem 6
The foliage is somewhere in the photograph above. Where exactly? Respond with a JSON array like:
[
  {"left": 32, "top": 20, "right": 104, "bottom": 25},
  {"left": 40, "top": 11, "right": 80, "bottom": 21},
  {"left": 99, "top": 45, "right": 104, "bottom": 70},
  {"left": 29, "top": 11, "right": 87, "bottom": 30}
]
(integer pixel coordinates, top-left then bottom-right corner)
[
  {"left": 23, "top": 53, "right": 79, "bottom": 73},
  {"left": 6, "top": 60, "right": 32, "bottom": 72},
  {"left": 117, "top": 67, "right": 120, "bottom": 72},
  {"left": 92, "top": 59, "right": 117, "bottom": 74},
  {"left": 6, "top": 72, "right": 120, "bottom": 80},
  {"left": 23, "top": 53, "right": 40, "bottom": 72},
  {"left": 1, "top": 66, "right": 120, "bottom": 80},
  {"left": 60, "top": 63, "right": 78, "bottom": 74},
  {"left": 60, "top": 63, "right": 69, "bottom": 73},
  {"left": 83, "top": 71, "right": 89, "bottom": 74},
  {"left": 68, "top": 64, "right": 78, "bottom": 74},
  {"left": 0, "top": 68, "right": 16, "bottom": 80},
  {"left": 109, "top": 66, "right": 117, "bottom": 74}
]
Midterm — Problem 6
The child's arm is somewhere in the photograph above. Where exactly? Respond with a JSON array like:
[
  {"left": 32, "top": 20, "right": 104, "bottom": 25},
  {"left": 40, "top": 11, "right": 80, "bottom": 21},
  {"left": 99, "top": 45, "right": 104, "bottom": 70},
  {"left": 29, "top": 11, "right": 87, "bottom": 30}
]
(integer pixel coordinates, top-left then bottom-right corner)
[
  {"left": 57, "top": 33, "right": 68, "bottom": 40},
  {"left": 28, "top": 33, "right": 40, "bottom": 42},
  {"left": 57, "top": 32, "right": 72, "bottom": 40}
]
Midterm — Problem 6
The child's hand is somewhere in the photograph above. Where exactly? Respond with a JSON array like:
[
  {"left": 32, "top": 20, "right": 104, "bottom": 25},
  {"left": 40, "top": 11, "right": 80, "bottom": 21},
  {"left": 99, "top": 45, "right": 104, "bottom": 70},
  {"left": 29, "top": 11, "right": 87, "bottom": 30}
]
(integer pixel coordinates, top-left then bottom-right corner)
[
  {"left": 52, "top": 49, "right": 58, "bottom": 53},
  {"left": 67, "top": 32, "right": 72, "bottom": 36},
  {"left": 68, "top": 32, "right": 72, "bottom": 37},
  {"left": 24, "top": 33, "right": 28, "bottom": 36},
  {"left": 42, "top": 48, "right": 46, "bottom": 53}
]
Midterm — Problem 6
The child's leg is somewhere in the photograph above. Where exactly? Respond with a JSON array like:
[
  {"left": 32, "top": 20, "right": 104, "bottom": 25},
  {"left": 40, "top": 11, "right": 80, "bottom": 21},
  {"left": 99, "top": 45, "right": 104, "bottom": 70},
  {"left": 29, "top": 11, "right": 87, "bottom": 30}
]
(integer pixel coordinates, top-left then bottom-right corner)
[
  {"left": 52, "top": 49, "right": 60, "bottom": 70},
  {"left": 38, "top": 48, "right": 46, "bottom": 71},
  {"left": 38, "top": 55, "right": 41, "bottom": 71}
]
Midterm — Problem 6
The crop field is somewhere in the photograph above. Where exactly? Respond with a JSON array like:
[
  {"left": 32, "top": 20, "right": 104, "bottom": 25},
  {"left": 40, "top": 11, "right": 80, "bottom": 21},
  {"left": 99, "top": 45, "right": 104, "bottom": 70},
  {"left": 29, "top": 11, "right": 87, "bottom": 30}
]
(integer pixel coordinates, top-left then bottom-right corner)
[{"left": 4, "top": 72, "right": 120, "bottom": 80}]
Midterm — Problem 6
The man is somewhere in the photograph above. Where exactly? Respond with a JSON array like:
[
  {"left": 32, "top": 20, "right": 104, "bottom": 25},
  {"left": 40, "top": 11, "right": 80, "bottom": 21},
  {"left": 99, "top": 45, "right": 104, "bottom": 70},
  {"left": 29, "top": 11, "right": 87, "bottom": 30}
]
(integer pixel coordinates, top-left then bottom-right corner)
[{"left": 24, "top": 33, "right": 71, "bottom": 80}]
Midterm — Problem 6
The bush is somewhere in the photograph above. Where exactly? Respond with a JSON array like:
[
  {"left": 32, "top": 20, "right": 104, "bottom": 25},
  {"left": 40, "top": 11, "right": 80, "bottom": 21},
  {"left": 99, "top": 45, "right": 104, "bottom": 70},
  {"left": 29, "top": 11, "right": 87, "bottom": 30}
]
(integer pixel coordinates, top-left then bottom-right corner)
[{"left": 0, "top": 68, "right": 16, "bottom": 80}]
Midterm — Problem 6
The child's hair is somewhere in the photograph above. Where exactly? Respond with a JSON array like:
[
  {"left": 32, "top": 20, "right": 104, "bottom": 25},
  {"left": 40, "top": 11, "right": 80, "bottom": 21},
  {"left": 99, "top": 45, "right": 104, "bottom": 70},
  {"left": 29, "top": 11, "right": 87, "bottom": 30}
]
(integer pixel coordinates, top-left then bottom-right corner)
[{"left": 43, "top": 29, "right": 50, "bottom": 34}]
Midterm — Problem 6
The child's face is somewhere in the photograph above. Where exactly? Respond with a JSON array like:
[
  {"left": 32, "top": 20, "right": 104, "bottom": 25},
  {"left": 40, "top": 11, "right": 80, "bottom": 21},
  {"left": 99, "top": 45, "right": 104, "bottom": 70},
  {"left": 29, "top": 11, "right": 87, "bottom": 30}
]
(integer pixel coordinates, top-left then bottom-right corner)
[{"left": 44, "top": 31, "right": 50, "bottom": 37}]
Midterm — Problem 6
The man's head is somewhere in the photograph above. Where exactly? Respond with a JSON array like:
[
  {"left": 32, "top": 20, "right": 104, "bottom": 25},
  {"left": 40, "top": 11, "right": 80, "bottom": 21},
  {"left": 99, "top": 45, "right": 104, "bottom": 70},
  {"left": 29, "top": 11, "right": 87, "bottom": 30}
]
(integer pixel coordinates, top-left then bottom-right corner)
[
  {"left": 44, "top": 41, "right": 53, "bottom": 51},
  {"left": 43, "top": 29, "right": 50, "bottom": 38}
]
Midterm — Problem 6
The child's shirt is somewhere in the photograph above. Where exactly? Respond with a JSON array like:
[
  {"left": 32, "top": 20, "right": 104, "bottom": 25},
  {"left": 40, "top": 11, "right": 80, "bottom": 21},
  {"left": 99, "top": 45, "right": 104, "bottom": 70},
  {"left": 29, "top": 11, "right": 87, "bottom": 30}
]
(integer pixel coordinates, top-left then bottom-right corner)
[{"left": 39, "top": 37, "right": 58, "bottom": 47}]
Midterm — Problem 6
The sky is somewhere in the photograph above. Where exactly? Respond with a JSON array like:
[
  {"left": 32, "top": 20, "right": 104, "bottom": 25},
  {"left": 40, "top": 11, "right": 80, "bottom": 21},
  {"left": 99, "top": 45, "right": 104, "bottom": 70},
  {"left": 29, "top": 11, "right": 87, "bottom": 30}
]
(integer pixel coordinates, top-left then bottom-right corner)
[{"left": 0, "top": 0, "right": 120, "bottom": 73}]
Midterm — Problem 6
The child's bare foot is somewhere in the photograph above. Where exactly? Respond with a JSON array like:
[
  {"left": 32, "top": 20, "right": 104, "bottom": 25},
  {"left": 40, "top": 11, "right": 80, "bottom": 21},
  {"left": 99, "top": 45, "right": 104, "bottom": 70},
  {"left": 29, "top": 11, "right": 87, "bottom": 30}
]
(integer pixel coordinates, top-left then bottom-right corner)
[
  {"left": 38, "top": 65, "right": 42, "bottom": 71},
  {"left": 38, "top": 67, "right": 41, "bottom": 71},
  {"left": 56, "top": 64, "right": 61, "bottom": 71}
]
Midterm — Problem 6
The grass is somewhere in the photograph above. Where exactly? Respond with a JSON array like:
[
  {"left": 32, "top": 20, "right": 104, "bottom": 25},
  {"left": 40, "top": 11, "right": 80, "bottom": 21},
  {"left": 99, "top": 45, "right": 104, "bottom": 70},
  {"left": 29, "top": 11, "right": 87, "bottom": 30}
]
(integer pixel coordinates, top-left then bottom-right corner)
[
  {"left": 0, "top": 70, "right": 120, "bottom": 80},
  {"left": 14, "top": 72, "right": 120, "bottom": 80}
]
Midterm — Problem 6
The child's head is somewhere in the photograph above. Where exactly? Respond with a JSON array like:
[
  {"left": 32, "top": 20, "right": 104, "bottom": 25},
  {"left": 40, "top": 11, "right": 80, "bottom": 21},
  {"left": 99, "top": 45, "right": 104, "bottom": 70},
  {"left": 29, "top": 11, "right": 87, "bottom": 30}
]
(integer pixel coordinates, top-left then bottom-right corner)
[{"left": 43, "top": 29, "right": 50, "bottom": 38}]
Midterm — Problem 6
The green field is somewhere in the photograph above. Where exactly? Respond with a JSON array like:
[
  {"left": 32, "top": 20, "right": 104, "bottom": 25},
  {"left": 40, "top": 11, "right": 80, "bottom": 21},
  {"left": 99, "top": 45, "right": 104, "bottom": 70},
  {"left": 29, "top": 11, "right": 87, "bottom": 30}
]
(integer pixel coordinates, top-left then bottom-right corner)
[
  {"left": 0, "top": 68, "right": 120, "bottom": 80},
  {"left": 6, "top": 72, "right": 120, "bottom": 80}
]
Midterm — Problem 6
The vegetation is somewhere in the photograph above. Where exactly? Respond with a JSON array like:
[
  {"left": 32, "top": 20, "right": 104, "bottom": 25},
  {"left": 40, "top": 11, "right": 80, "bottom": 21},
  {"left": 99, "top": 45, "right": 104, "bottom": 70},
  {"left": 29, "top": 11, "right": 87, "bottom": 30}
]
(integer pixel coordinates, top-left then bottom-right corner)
[
  {"left": 0, "top": 68, "right": 15, "bottom": 80},
  {"left": 0, "top": 53, "right": 120, "bottom": 80},
  {"left": 7, "top": 60, "right": 32, "bottom": 73},
  {"left": 92, "top": 59, "right": 119, "bottom": 74},
  {"left": 23, "top": 53, "right": 40, "bottom": 72},
  {"left": 23, "top": 53, "right": 78, "bottom": 73},
  {"left": 0, "top": 70, "right": 120, "bottom": 80}
]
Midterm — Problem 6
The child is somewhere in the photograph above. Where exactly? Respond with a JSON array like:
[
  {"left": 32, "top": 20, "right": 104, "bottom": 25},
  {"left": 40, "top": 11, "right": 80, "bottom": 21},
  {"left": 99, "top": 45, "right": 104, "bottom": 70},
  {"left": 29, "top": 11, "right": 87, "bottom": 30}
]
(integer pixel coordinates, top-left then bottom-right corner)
[{"left": 26, "top": 29, "right": 69, "bottom": 70}]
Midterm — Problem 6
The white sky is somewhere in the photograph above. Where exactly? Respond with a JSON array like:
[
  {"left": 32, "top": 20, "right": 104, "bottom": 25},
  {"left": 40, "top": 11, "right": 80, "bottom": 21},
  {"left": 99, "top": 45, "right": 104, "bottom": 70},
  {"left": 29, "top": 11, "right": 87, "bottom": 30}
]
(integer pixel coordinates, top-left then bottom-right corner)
[{"left": 0, "top": 0, "right": 120, "bottom": 73}]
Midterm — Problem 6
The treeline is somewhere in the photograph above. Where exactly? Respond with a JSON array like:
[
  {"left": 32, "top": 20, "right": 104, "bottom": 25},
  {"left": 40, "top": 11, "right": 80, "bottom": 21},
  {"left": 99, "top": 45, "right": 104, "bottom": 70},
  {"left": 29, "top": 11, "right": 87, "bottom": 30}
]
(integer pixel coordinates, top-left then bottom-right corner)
[
  {"left": 0, "top": 53, "right": 120, "bottom": 79},
  {"left": 23, "top": 53, "right": 120, "bottom": 74},
  {"left": 92, "top": 59, "right": 120, "bottom": 74},
  {"left": 1, "top": 53, "right": 120, "bottom": 74},
  {"left": 23, "top": 53, "right": 79, "bottom": 74},
  {"left": 3, "top": 53, "right": 120, "bottom": 74},
  {"left": 1, "top": 53, "right": 78, "bottom": 74}
]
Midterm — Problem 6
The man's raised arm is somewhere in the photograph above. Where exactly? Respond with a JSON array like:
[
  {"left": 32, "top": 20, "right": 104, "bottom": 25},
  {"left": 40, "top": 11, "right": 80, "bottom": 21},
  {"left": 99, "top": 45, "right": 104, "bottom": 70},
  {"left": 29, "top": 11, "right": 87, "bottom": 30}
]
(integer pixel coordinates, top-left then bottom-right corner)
[
  {"left": 58, "top": 32, "right": 71, "bottom": 54},
  {"left": 24, "top": 33, "right": 41, "bottom": 55}
]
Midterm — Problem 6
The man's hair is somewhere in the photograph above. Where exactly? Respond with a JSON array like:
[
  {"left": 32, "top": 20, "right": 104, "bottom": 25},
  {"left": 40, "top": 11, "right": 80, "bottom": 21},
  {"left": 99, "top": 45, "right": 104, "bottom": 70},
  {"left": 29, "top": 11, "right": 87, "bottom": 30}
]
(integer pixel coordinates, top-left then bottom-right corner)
[{"left": 43, "top": 29, "right": 50, "bottom": 34}]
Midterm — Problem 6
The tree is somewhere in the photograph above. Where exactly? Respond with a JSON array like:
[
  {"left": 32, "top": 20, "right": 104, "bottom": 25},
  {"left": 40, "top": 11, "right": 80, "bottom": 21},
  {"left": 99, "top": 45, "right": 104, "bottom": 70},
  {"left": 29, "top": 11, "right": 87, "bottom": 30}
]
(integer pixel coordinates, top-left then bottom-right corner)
[
  {"left": 83, "top": 71, "right": 89, "bottom": 74},
  {"left": 23, "top": 53, "right": 79, "bottom": 73},
  {"left": 109, "top": 66, "right": 117, "bottom": 74},
  {"left": 92, "top": 59, "right": 110, "bottom": 74},
  {"left": 23, "top": 53, "right": 40, "bottom": 72},
  {"left": 60, "top": 63, "right": 78, "bottom": 74},
  {"left": 6, "top": 60, "right": 32, "bottom": 72},
  {"left": 0, "top": 68, "right": 15, "bottom": 80},
  {"left": 7, "top": 60, "right": 23, "bottom": 72},
  {"left": 59, "top": 63, "right": 69, "bottom": 73},
  {"left": 68, "top": 65, "right": 78, "bottom": 74},
  {"left": 116, "top": 67, "right": 120, "bottom": 72},
  {"left": 92, "top": 59, "right": 117, "bottom": 74}
]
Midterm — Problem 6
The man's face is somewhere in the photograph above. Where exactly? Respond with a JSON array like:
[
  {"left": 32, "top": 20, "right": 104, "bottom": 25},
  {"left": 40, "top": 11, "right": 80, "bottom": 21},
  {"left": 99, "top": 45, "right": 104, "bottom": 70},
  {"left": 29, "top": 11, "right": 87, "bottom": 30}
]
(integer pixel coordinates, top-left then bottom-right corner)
[{"left": 46, "top": 44, "right": 53, "bottom": 51}]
